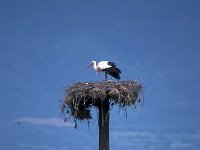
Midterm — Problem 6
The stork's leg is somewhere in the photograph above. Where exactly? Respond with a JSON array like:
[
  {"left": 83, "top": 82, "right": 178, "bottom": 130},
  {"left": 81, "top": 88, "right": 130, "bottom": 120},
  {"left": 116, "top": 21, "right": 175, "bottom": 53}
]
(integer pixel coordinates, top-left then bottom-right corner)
[{"left": 105, "top": 72, "right": 108, "bottom": 81}]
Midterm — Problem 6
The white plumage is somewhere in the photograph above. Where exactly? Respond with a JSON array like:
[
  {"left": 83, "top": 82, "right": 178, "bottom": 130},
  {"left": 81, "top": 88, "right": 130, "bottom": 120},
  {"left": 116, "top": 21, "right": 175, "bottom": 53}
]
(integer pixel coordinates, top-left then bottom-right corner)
[
  {"left": 96, "top": 61, "right": 112, "bottom": 69},
  {"left": 89, "top": 60, "right": 121, "bottom": 80}
]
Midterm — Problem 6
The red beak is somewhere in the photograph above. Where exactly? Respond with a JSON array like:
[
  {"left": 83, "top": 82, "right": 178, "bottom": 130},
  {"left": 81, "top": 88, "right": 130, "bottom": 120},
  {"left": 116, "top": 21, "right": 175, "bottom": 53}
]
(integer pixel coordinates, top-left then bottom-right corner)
[{"left": 87, "top": 63, "right": 92, "bottom": 68}]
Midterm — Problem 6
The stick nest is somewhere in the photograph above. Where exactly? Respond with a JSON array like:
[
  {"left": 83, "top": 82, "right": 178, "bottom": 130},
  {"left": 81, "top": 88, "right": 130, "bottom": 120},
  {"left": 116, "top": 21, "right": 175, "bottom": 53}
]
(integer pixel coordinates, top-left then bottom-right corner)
[{"left": 61, "top": 80, "right": 143, "bottom": 122}]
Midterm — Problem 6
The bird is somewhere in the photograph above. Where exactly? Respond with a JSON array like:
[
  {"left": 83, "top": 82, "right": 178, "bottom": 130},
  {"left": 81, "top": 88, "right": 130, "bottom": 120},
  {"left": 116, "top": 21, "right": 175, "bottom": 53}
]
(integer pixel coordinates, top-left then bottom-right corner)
[{"left": 89, "top": 60, "right": 121, "bottom": 80}]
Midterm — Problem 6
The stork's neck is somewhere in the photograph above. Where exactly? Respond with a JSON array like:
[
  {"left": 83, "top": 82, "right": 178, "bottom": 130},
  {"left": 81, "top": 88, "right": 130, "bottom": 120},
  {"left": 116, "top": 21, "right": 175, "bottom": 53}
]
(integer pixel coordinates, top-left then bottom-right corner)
[{"left": 92, "top": 61, "right": 98, "bottom": 71}]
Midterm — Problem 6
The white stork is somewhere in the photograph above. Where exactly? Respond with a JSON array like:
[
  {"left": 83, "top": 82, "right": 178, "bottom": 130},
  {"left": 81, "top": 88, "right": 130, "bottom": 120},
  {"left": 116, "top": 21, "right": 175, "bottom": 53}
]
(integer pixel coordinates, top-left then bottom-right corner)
[{"left": 89, "top": 61, "right": 121, "bottom": 80}]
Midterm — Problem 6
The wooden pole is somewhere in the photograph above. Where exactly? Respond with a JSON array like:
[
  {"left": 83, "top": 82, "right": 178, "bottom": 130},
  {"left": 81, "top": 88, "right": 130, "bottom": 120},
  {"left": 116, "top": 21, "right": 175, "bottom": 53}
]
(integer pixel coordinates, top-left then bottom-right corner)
[{"left": 99, "top": 99, "right": 109, "bottom": 150}]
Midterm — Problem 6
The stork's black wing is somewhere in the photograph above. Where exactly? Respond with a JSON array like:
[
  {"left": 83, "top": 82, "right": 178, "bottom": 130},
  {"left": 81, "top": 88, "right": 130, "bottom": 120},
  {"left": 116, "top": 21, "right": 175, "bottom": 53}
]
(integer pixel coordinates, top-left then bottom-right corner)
[
  {"left": 107, "top": 62, "right": 121, "bottom": 73},
  {"left": 102, "top": 62, "right": 121, "bottom": 79},
  {"left": 106, "top": 70, "right": 121, "bottom": 79}
]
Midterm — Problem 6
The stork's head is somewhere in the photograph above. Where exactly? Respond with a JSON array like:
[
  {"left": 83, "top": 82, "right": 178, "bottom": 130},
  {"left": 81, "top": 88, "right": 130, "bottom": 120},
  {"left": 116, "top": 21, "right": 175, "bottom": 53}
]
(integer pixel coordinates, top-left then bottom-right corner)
[{"left": 88, "top": 61, "right": 96, "bottom": 67}]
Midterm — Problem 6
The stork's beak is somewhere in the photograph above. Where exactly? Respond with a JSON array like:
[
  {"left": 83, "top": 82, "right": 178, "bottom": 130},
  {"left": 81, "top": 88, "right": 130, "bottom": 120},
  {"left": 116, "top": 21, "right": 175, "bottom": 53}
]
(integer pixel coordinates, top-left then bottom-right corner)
[{"left": 87, "top": 62, "right": 92, "bottom": 68}]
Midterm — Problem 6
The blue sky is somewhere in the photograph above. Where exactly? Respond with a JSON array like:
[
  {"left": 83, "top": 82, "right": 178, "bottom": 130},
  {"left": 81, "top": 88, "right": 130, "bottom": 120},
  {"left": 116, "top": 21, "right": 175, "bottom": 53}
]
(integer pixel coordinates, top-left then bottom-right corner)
[{"left": 0, "top": 0, "right": 200, "bottom": 149}]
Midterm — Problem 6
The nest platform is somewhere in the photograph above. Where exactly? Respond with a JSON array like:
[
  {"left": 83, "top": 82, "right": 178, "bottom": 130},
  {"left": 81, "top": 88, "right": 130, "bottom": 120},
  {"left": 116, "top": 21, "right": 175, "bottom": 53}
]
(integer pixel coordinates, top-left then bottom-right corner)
[{"left": 62, "top": 80, "right": 143, "bottom": 122}]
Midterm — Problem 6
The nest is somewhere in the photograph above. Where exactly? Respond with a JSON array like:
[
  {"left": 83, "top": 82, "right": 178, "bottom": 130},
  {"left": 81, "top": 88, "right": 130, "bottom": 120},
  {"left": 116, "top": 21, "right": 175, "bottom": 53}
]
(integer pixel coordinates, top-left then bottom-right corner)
[{"left": 61, "top": 80, "right": 143, "bottom": 123}]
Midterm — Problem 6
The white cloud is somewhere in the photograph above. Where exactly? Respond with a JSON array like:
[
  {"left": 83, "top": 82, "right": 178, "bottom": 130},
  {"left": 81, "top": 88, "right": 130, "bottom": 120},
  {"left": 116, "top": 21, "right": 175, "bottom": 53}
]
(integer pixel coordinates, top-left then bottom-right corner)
[
  {"left": 111, "top": 131, "right": 158, "bottom": 146},
  {"left": 111, "top": 131, "right": 156, "bottom": 139},
  {"left": 110, "top": 131, "right": 200, "bottom": 149},
  {"left": 16, "top": 117, "right": 74, "bottom": 127},
  {"left": 170, "top": 140, "right": 194, "bottom": 149}
]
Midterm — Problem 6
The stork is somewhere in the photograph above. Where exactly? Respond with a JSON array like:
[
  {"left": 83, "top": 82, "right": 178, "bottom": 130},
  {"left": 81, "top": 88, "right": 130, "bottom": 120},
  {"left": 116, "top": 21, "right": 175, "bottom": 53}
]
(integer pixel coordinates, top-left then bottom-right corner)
[{"left": 89, "top": 61, "right": 121, "bottom": 80}]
